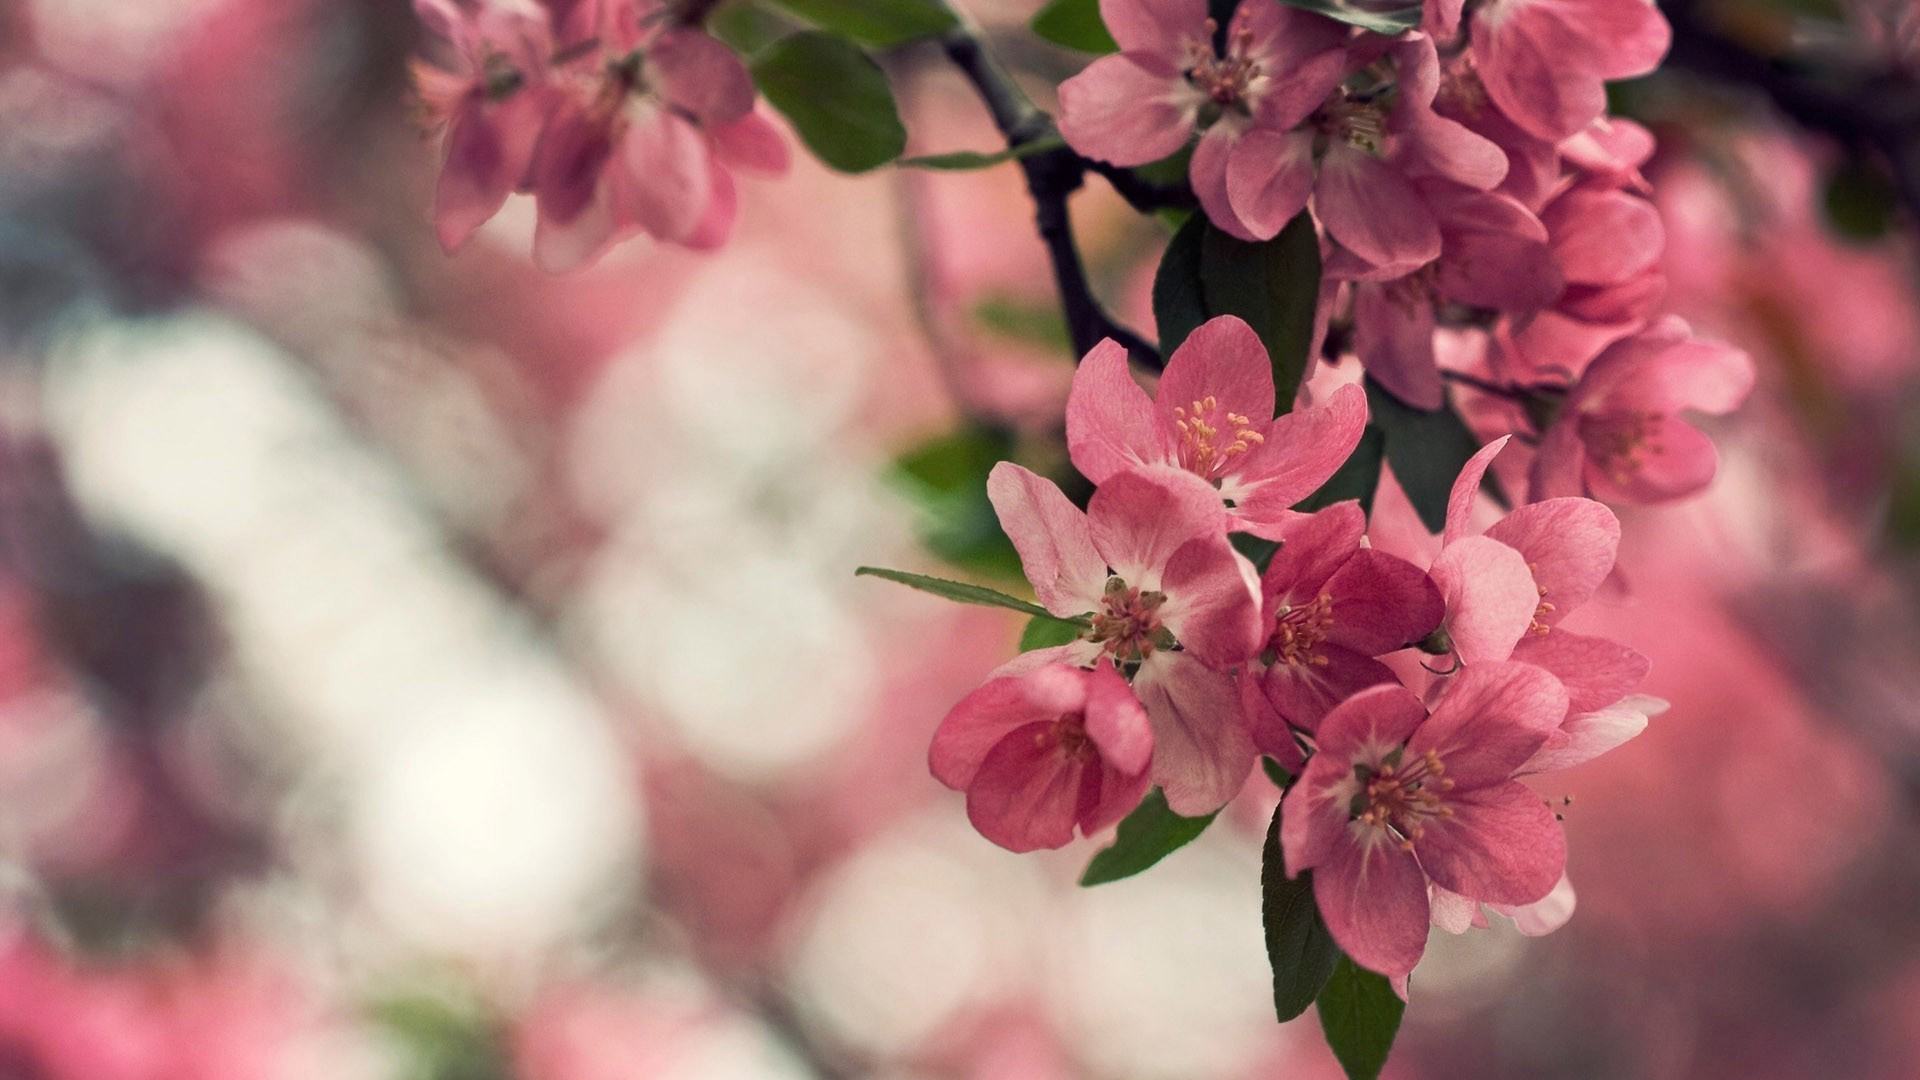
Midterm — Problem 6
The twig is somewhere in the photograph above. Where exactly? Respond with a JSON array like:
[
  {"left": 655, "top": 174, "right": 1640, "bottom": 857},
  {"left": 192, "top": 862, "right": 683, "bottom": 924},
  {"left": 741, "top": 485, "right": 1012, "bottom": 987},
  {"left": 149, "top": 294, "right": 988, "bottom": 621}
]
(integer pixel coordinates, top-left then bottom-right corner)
[{"left": 933, "top": 9, "right": 1161, "bottom": 369}]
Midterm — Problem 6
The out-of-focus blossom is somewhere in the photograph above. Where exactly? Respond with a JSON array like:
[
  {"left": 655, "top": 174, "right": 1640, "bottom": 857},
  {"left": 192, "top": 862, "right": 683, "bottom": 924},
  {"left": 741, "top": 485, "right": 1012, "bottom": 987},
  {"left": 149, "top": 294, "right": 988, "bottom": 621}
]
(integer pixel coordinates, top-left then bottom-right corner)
[
  {"left": 1237, "top": 501, "right": 1442, "bottom": 771},
  {"left": 1500, "top": 178, "right": 1667, "bottom": 379},
  {"left": 1531, "top": 316, "right": 1756, "bottom": 504},
  {"left": 1280, "top": 663, "right": 1569, "bottom": 978},
  {"left": 1430, "top": 0, "right": 1670, "bottom": 141},
  {"left": 930, "top": 662, "right": 1152, "bottom": 852},
  {"left": 1066, "top": 316, "right": 1367, "bottom": 536}
]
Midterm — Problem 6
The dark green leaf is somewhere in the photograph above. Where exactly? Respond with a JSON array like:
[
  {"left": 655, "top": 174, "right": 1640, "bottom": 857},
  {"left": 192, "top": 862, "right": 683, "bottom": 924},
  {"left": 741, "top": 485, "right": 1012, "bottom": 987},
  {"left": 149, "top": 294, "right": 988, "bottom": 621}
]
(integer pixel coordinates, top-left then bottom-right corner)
[
  {"left": 753, "top": 32, "right": 906, "bottom": 173},
  {"left": 1263, "top": 800, "right": 1341, "bottom": 1021},
  {"left": 1230, "top": 531, "right": 1281, "bottom": 574},
  {"left": 1276, "top": 0, "right": 1423, "bottom": 35},
  {"left": 1824, "top": 155, "right": 1900, "bottom": 243},
  {"left": 1261, "top": 756, "right": 1294, "bottom": 789},
  {"left": 1317, "top": 956, "right": 1406, "bottom": 1080},
  {"left": 897, "top": 136, "right": 1064, "bottom": 171},
  {"left": 708, "top": 3, "right": 792, "bottom": 55},
  {"left": 1366, "top": 379, "right": 1490, "bottom": 534},
  {"left": 856, "top": 566, "right": 1071, "bottom": 620},
  {"left": 1294, "top": 424, "right": 1386, "bottom": 516},
  {"left": 765, "top": 0, "right": 957, "bottom": 47},
  {"left": 1200, "top": 213, "right": 1322, "bottom": 413},
  {"left": 1152, "top": 213, "right": 1209, "bottom": 356},
  {"left": 889, "top": 425, "right": 1024, "bottom": 577},
  {"left": 1032, "top": 0, "right": 1118, "bottom": 53},
  {"left": 1019, "top": 613, "right": 1085, "bottom": 652},
  {"left": 1080, "top": 789, "right": 1218, "bottom": 886}
]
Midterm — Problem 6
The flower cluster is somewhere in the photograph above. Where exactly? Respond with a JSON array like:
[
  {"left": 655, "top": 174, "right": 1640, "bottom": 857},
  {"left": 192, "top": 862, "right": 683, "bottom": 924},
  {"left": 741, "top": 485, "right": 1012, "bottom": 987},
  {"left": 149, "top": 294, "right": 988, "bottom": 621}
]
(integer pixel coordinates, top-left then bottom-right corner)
[
  {"left": 1059, "top": 0, "right": 1753, "bottom": 505},
  {"left": 931, "top": 315, "right": 1667, "bottom": 981},
  {"left": 411, "top": 0, "right": 787, "bottom": 270}
]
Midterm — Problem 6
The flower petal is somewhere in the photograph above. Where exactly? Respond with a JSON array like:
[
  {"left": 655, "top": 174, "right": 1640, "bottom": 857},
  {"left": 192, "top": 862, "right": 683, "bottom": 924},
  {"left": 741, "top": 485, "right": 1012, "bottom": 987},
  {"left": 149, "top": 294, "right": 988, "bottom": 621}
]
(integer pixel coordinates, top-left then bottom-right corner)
[
  {"left": 1324, "top": 549, "right": 1445, "bottom": 655},
  {"left": 1444, "top": 435, "right": 1511, "bottom": 545},
  {"left": 1086, "top": 466, "right": 1229, "bottom": 587},
  {"left": 1313, "top": 829, "right": 1431, "bottom": 978},
  {"left": 1413, "top": 660, "right": 1567, "bottom": 784},
  {"left": 1058, "top": 54, "right": 1198, "bottom": 167},
  {"left": 967, "top": 722, "right": 1086, "bottom": 852},
  {"left": 1483, "top": 497, "right": 1619, "bottom": 624},
  {"left": 929, "top": 664, "right": 1086, "bottom": 789},
  {"left": 1134, "top": 653, "right": 1256, "bottom": 815},
  {"left": 1157, "top": 314, "right": 1277, "bottom": 427},
  {"left": 1067, "top": 340, "right": 1174, "bottom": 484},
  {"left": 1414, "top": 780, "right": 1566, "bottom": 905},
  {"left": 1160, "top": 533, "right": 1263, "bottom": 670},
  {"left": 1316, "top": 143, "right": 1442, "bottom": 273},
  {"left": 1429, "top": 535, "right": 1538, "bottom": 665},
  {"left": 1509, "top": 628, "right": 1648, "bottom": 715},
  {"left": 987, "top": 463, "right": 1110, "bottom": 616},
  {"left": 1230, "top": 383, "right": 1370, "bottom": 524}
]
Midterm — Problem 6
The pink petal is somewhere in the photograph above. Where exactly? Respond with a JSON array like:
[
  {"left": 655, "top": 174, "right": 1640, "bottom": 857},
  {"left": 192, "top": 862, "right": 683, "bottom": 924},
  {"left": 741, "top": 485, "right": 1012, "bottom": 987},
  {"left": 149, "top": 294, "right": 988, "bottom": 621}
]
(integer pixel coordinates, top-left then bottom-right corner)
[
  {"left": 680, "top": 164, "right": 737, "bottom": 251},
  {"left": 1509, "top": 628, "right": 1648, "bottom": 715},
  {"left": 1543, "top": 186, "right": 1664, "bottom": 287},
  {"left": 1134, "top": 653, "right": 1257, "bottom": 814},
  {"left": 1528, "top": 416, "right": 1589, "bottom": 501},
  {"left": 1241, "top": 672, "right": 1306, "bottom": 772},
  {"left": 1082, "top": 663, "right": 1155, "bottom": 776},
  {"left": 710, "top": 109, "right": 791, "bottom": 173},
  {"left": 1579, "top": 413, "right": 1721, "bottom": 504},
  {"left": 615, "top": 106, "right": 714, "bottom": 243},
  {"left": 1250, "top": 645, "right": 1401, "bottom": 734},
  {"left": 1057, "top": 55, "right": 1198, "bottom": 167},
  {"left": 1190, "top": 125, "right": 1259, "bottom": 240},
  {"left": 1429, "top": 884, "right": 1480, "bottom": 934},
  {"left": 1323, "top": 549, "right": 1445, "bottom": 655},
  {"left": 1589, "top": 336, "right": 1755, "bottom": 416},
  {"left": 1426, "top": 186, "right": 1563, "bottom": 312},
  {"left": 1312, "top": 682, "right": 1429, "bottom": 764},
  {"left": 1263, "top": 500, "right": 1367, "bottom": 602},
  {"left": 1473, "top": 3, "right": 1612, "bottom": 141},
  {"left": 1086, "top": 466, "right": 1230, "bottom": 587},
  {"left": 1158, "top": 314, "right": 1277, "bottom": 426},
  {"left": 986, "top": 463, "right": 1110, "bottom": 617},
  {"left": 966, "top": 721, "right": 1087, "bottom": 851},
  {"left": 1518, "top": 692, "right": 1656, "bottom": 774},
  {"left": 1414, "top": 780, "right": 1566, "bottom": 905},
  {"left": 930, "top": 665, "right": 1090, "bottom": 788},
  {"left": 1160, "top": 533, "right": 1263, "bottom": 670},
  {"left": 1413, "top": 660, "right": 1567, "bottom": 784},
  {"left": 1080, "top": 760, "right": 1155, "bottom": 838},
  {"left": 1352, "top": 278, "right": 1443, "bottom": 410},
  {"left": 533, "top": 176, "right": 622, "bottom": 272},
  {"left": 1067, "top": 339, "right": 1175, "bottom": 484},
  {"left": 1430, "top": 536, "right": 1539, "bottom": 665},
  {"left": 434, "top": 89, "right": 548, "bottom": 250},
  {"left": 1229, "top": 383, "right": 1370, "bottom": 523},
  {"left": 1225, "top": 128, "right": 1319, "bottom": 241},
  {"left": 649, "top": 29, "right": 756, "bottom": 124},
  {"left": 1315, "top": 143, "right": 1442, "bottom": 273},
  {"left": 1490, "top": 871, "right": 1576, "bottom": 935},
  {"left": 1443, "top": 435, "right": 1511, "bottom": 545},
  {"left": 1100, "top": 0, "right": 1208, "bottom": 57},
  {"left": 1483, "top": 497, "right": 1620, "bottom": 623},
  {"left": 531, "top": 95, "right": 616, "bottom": 225},
  {"left": 1314, "top": 830, "right": 1432, "bottom": 978}
]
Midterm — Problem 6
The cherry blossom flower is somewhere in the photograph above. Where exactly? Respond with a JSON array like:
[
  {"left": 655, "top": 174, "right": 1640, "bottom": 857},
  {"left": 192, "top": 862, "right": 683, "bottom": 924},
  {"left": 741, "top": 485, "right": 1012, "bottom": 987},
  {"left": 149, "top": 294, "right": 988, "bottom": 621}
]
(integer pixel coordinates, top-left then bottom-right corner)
[
  {"left": 412, "top": 0, "right": 555, "bottom": 251},
  {"left": 1279, "top": 663, "right": 1569, "bottom": 977},
  {"left": 930, "top": 662, "right": 1154, "bottom": 852},
  {"left": 1499, "top": 179, "right": 1667, "bottom": 379},
  {"left": 528, "top": 0, "right": 785, "bottom": 269},
  {"left": 986, "top": 462, "right": 1264, "bottom": 813},
  {"left": 1237, "top": 501, "right": 1443, "bottom": 771},
  {"left": 1057, "top": 0, "right": 1351, "bottom": 241},
  {"left": 1531, "top": 317, "right": 1756, "bottom": 504},
  {"left": 1065, "top": 316, "right": 1367, "bottom": 537},
  {"left": 1431, "top": 0, "right": 1671, "bottom": 142}
]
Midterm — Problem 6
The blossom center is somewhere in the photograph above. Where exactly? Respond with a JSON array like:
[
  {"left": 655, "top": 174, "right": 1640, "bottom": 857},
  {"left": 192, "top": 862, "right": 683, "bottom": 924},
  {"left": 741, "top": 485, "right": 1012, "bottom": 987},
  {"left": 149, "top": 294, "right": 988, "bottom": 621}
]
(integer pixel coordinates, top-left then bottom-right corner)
[
  {"left": 1184, "top": 23, "right": 1262, "bottom": 117},
  {"left": 482, "top": 50, "right": 527, "bottom": 99},
  {"left": 1264, "top": 592, "right": 1334, "bottom": 667},
  {"left": 1580, "top": 410, "right": 1663, "bottom": 486},
  {"left": 1316, "top": 95, "right": 1388, "bottom": 156},
  {"left": 1351, "top": 749, "right": 1455, "bottom": 850},
  {"left": 1172, "top": 395, "right": 1264, "bottom": 481},
  {"left": 1039, "top": 713, "right": 1097, "bottom": 762},
  {"left": 1085, "top": 576, "right": 1173, "bottom": 663},
  {"left": 1525, "top": 562, "right": 1555, "bottom": 635}
]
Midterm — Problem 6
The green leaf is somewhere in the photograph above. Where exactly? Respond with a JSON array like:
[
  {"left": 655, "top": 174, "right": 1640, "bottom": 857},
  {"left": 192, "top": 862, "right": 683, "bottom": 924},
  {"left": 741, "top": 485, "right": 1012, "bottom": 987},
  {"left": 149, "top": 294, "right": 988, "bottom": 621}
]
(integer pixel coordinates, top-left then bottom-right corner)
[
  {"left": 1366, "top": 379, "right": 1490, "bottom": 534},
  {"left": 1261, "top": 756, "right": 1294, "bottom": 789},
  {"left": 1824, "top": 155, "right": 1900, "bottom": 243},
  {"left": 753, "top": 32, "right": 906, "bottom": 173},
  {"left": 1276, "top": 0, "right": 1424, "bottom": 36},
  {"left": 1152, "top": 213, "right": 1210, "bottom": 357},
  {"left": 1294, "top": 424, "right": 1386, "bottom": 516},
  {"left": 856, "top": 566, "right": 1070, "bottom": 620},
  {"left": 1317, "top": 956, "right": 1406, "bottom": 1080},
  {"left": 1079, "top": 789, "right": 1218, "bottom": 886},
  {"left": 765, "top": 0, "right": 957, "bottom": 47},
  {"left": 889, "top": 425, "right": 1023, "bottom": 577},
  {"left": 1262, "top": 799, "right": 1341, "bottom": 1021},
  {"left": 1230, "top": 531, "right": 1281, "bottom": 575},
  {"left": 897, "top": 136, "right": 1064, "bottom": 171},
  {"left": 1032, "top": 0, "right": 1118, "bottom": 53},
  {"left": 1019, "top": 613, "right": 1085, "bottom": 652},
  {"left": 1199, "top": 212, "right": 1322, "bottom": 413}
]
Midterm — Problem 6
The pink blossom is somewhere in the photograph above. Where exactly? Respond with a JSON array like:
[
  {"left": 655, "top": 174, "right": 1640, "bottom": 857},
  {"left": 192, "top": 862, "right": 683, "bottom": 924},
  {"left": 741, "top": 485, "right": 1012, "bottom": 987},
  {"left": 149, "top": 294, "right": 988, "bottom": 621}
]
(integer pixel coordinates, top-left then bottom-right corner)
[
  {"left": 930, "top": 662, "right": 1154, "bottom": 852},
  {"left": 1500, "top": 179, "right": 1667, "bottom": 378},
  {"left": 1531, "top": 317, "right": 1756, "bottom": 504},
  {"left": 527, "top": 0, "right": 785, "bottom": 269},
  {"left": 1057, "top": 0, "right": 1351, "bottom": 241},
  {"left": 1065, "top": 316, "right": 1367, "bottom": 537},
  {"left": 412, "top": 0, "right": 556, "bottom": 251},
  {"left": 1449, "top": 0, "right": 1671, "bottom": 142},
  {"left": 1340, "top": 181, "right": 1562, "bottom": 408},
  {"left": 1279, "top": 662, "right": 1570, "bottom": 977},
  {"left": 1238, "top": 501, "right": 1444, "bottom": 771},
  {"left": 987, "top": 462, "right": 1264, "bottom": 812}
]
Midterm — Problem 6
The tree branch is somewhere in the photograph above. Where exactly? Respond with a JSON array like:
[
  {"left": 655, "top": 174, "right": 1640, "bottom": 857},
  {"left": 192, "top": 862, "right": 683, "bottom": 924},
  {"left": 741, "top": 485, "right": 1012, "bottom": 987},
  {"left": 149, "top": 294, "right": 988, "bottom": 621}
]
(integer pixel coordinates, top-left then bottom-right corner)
[{"left": 933, "top": 11, "right": 1161, "bottom": 369}]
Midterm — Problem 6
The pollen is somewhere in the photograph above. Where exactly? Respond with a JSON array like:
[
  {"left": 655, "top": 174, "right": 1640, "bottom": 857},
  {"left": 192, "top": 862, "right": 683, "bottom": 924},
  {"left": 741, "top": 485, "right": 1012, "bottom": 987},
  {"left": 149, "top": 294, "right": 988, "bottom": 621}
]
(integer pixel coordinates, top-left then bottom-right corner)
[
  {"left": 1085, "top": 575, "right": 1174, "bottom": 663},
  {"left": 1173, "top": 396, "right": 1265, "bottom": 481},
  {"left": 1353, "top": 749, "right": 1454, "bottom": 849},
  {"left": 1267, "top": 592, "right": 1336, "bottom": 667},
  {"left": 1582, "top": 410, "right": 1664, "bottom": 487},
  {"left": 1183, "top": 23, "right": 1263, "bottom": 112}
]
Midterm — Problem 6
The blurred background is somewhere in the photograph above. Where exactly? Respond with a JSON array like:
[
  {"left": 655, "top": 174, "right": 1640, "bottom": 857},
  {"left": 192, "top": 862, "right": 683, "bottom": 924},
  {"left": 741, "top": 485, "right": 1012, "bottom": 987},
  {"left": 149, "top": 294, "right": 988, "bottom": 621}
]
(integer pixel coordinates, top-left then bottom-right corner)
[{"left": 2, "top": 0, "right": 1920, "bottom": 1076}]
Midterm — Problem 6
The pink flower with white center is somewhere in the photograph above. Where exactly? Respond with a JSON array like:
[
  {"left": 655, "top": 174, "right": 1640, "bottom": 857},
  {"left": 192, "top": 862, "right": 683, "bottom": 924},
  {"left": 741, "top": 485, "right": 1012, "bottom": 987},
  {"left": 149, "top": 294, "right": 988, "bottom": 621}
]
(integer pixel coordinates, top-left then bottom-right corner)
[
  {"left": 1279, "top": 662, "right": 1569, "bottom": 977},
  {"left": 1531, "top": 316, "right": 1756, "bottom": 505},
  {"left": 528, "top": 0, "right": 786, "bottom": 269},
  {"left": 1339, "top": 181, "right": 1562, "bottom": 408},
  {"left": 987, "top": 462, "right": 1265, "bottom": 813},
  {"left": 1057, "top": 0, "right": 1353, "bottom": 241},
  {"left": 1209, "top": 34, "right": 1509, "bottom": 267},
  {"left": 1066, "top": 316, "right": 1368, "bottom": 538},
  {"left": 1431, "top": 0, "right": 1671, "bottom": 142},
  {"left": 412, "top": 0, "right": 556, "bottom": 250},
  {"left": 1435, "top": 437, "right": 1658, "bottom": 765},
  {"left": 1238, "top": 501, "right": 1444, "bottom": 772},
  {"left": 930, "top": 662, "right": 1154, "bottom": 852},
  {"left": 1500, "top": 179, "right": 1667, "bottom": 379}
]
